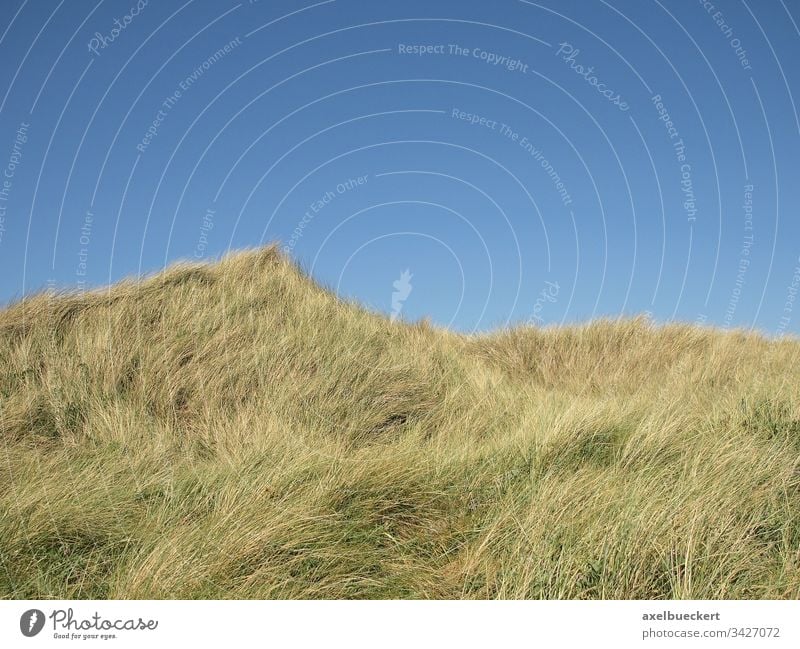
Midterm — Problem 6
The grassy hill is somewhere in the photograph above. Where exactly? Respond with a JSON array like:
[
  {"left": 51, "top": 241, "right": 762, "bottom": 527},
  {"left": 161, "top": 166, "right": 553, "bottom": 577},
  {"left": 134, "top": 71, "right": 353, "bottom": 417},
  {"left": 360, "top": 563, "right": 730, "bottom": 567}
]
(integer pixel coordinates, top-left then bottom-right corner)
[{"left": 1, "top": 246, "right": 799, "bottom": 599}]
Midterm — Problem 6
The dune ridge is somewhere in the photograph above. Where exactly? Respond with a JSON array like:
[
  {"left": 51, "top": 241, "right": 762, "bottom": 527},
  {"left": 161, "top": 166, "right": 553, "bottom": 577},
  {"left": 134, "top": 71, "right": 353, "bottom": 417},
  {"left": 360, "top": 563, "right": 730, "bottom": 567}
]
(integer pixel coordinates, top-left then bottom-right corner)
[{"left": 1, "top": 246, "right": 799, "bottom": 599}]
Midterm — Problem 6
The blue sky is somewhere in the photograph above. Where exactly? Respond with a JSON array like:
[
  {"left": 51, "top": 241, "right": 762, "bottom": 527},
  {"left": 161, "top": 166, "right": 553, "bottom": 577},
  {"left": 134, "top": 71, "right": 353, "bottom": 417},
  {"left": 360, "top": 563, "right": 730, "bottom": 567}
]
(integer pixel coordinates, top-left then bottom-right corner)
[{"left": 0, "top": 0, "right": 798, "bottom": 334}]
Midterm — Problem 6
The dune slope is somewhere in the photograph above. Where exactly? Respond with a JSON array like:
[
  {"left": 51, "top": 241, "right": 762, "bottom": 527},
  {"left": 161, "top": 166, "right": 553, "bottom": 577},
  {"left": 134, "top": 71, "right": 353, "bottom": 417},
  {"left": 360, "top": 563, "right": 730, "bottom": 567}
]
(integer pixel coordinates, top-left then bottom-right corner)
[{"left": 1, "top": 246, "right": 799, "bottom": 599}]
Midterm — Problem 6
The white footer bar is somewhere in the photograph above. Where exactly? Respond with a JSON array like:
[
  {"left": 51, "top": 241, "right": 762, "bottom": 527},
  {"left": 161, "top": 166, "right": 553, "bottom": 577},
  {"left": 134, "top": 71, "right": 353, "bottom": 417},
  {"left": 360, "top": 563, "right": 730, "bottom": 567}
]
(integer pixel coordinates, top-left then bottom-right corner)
[{"left": 2, "top": 600, "right": 798, "bottom": 648}]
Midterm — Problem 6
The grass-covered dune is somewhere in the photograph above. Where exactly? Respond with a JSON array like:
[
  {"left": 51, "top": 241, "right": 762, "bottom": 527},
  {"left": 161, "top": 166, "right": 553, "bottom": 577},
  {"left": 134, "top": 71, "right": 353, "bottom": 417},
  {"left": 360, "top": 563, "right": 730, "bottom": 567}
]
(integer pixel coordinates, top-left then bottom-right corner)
[{"left": 1, "top": 246, "right": 799, "bottom": 599}]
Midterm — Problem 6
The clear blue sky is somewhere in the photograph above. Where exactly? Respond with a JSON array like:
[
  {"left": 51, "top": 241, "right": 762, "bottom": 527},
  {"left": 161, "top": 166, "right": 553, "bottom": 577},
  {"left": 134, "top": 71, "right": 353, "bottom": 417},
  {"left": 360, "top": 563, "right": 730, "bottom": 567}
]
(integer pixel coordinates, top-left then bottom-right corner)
[{"left": 0, "top": 0, "right": 798, "bottom": 334}]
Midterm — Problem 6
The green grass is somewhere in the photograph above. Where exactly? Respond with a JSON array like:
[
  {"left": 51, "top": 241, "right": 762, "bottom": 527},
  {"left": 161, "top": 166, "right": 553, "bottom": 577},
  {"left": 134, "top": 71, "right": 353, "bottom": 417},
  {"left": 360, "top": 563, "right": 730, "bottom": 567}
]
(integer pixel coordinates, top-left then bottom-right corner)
[{"left": 1, "top": 246, "right": 799, "bottom": 599}]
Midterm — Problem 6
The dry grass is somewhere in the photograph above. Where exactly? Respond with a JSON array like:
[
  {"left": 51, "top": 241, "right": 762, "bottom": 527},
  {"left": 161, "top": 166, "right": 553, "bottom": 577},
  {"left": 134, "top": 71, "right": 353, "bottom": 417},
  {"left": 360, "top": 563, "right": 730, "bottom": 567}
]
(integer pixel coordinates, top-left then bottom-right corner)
[{"left": 1, "top": 246, "right": 799, "bottom": 599}]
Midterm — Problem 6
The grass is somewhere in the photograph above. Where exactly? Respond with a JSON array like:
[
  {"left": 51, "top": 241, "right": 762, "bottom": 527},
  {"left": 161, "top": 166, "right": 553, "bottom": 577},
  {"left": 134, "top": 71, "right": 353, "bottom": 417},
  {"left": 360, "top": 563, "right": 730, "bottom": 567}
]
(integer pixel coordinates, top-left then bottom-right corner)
[{"left": 1, "top": 245, "right": 799, "bottom": 599}]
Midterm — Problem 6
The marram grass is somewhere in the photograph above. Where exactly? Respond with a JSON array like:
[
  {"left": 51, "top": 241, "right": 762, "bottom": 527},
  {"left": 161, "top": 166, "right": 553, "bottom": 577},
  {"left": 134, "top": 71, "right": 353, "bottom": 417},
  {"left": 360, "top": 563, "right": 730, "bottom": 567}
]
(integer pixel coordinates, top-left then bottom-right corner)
[{"left": 1, "top": 246, "right": 799, "bottom": 599}]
